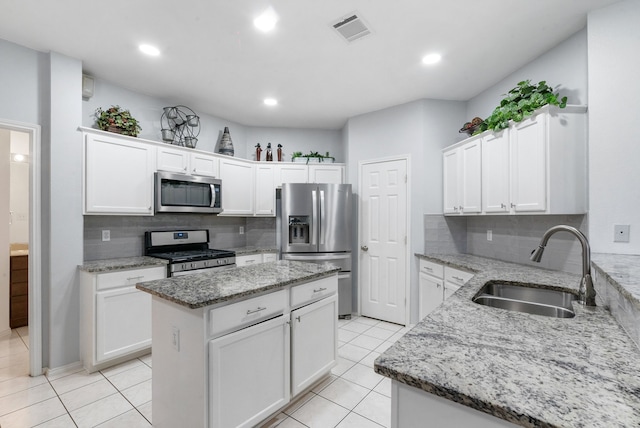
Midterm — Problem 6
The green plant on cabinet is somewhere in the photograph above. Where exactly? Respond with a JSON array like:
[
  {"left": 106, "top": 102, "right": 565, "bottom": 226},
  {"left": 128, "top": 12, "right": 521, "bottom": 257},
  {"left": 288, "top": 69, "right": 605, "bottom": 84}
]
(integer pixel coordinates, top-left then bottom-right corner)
[{"left": 94, "top": 105, "right": 141, "bottom": 137}]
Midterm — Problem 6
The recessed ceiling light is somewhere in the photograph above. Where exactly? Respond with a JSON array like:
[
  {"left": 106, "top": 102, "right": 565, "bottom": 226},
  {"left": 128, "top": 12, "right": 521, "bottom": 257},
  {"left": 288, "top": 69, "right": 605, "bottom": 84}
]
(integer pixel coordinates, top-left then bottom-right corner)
[
  {"left": 254, "top": 7, "right": 278, "bottom": 32},
  {"left": 264, "top": 98, "right": 278, "bottom": 106},
  {"left": 422, "top": 53, "right": 442, "bottom": 65},
  {"left": 139, "top": 44, "right": 160, "bottom": 56}
]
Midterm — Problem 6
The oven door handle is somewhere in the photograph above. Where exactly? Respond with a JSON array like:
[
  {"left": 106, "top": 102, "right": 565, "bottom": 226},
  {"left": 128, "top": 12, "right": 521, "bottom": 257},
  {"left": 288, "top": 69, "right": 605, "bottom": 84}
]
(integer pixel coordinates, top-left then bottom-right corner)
[{"left": 210, "top": 184, "right": 216, "bottom": 208}]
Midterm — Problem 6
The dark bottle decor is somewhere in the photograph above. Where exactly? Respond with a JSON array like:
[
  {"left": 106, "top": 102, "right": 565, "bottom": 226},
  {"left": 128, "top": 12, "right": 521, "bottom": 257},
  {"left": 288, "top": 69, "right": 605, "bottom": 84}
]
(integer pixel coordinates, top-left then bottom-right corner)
[
  {"left": 255, "top": 143, "right": 262, "bottom": 161},
  {"left": 277, "top": 144, "right": 283, "bottom": 162},
  {"left": 160, "top": 105, "right": 200, "bottom": 148},
  {"left": 266, "top": 143, "right": 273, "bottom": 161},
  {"left": 219, "top": 127, "right": 234, "bottom": 156}
]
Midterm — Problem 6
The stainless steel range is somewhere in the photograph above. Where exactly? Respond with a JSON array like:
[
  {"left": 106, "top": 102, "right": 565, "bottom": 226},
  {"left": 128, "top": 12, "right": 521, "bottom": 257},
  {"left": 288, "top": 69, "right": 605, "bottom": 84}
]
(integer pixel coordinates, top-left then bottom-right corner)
[{"left": 144, "top": 230, "right": 235, "bottom": 277}]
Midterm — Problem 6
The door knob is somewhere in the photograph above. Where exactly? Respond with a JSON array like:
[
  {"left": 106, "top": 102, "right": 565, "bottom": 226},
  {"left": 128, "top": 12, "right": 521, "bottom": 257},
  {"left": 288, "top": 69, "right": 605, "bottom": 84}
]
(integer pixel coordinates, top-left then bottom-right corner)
[{"left": 361, "top": 245, "right": 368, "bottom": 251}]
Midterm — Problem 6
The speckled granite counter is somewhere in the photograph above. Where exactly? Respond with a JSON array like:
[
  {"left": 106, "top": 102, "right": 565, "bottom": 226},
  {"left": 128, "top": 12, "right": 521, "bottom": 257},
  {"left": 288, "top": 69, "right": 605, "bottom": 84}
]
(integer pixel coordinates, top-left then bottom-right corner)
[
  {"left": 78, "top": 256, "right": 168, "bottom": 273},
  {"left": 376, "top": 253, "right": 640, "bottom": 427},
  {"left": 136, "top": 260, "right": 339, "bottom": 309},
  {"left": 591, "top": 253, "right": 640, "bottom": 307},
  {"left": 229, "top": 246, "right": 278, "bottom": 256}
]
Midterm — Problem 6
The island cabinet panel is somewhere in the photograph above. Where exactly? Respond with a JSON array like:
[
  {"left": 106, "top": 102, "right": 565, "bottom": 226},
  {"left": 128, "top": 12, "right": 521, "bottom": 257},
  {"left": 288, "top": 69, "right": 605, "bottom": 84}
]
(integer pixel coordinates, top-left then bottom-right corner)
[
  {"left": 291, "top": 293, "right": 338, "bottom": 396},
  {"left": 392, "top": 381, "right": 517, "bottom": 427},
  {"left": 209, "top": 315, "right": 290, "bottom": 428}
]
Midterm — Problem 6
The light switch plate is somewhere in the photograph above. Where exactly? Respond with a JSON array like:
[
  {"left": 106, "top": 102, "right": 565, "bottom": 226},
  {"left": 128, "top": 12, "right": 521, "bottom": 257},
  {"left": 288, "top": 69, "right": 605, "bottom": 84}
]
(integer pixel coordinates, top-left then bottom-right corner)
[
  {"left": 487, "top": 230, "right": 492, "bottom": 241},
  {"left": 614, "top": 224, "right": 630, "bottom": 243}
]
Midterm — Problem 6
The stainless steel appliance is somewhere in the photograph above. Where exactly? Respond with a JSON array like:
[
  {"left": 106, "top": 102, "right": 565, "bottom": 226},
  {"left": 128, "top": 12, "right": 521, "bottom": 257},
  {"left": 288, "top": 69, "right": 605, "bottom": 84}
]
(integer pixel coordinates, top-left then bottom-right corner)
[
  {"left": 155, "top": 171, "right": 222, "bottom": 214},
  {"left": 278, "top": 183, "right": 353, "bottom": 318},
  {"left": 144, "top": 229, "right": 235, "bottom": 277}
]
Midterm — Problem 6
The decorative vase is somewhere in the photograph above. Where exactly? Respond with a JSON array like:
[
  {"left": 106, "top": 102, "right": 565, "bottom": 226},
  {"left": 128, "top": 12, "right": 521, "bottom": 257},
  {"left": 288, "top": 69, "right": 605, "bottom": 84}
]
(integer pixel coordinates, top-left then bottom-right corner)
[
  {"left": 266, "top": 143, "right": 273, "bottom": 161},
  {"left": 219, "top": 127, "right": 234, "bottom": 156},
  {"left": 277, "top": 145, "right": 283, "bottom": 162},
  {"left": 256, "top": 145, "right": 262, "bottom": 161}
]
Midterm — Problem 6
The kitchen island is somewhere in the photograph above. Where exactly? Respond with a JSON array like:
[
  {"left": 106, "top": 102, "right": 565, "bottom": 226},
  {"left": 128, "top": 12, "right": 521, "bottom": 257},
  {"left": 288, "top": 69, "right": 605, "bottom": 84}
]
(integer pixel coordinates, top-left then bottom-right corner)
[
  {"left": 136, "top": 260, "right": 340, "bottom": 428},
  {"left": 375, "top": 254, "right": 640, "bottom": 427}
]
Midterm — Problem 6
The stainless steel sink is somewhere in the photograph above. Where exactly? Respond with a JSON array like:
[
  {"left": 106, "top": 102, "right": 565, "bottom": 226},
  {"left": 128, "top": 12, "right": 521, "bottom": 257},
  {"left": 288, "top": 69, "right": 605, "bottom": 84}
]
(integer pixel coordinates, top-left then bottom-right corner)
[{"left": 473, "top": 281, "right": 578, "bottom": 318}]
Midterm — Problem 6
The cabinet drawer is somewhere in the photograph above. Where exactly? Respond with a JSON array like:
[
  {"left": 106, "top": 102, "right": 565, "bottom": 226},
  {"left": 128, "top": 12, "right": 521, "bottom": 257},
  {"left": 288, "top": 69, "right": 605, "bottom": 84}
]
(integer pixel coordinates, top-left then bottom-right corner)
[
  {"left": 290, "top": 276, "right": 338, "bottom": 309},
  {"left": 11, "top": 282, "right": 28, "bottom": 297},
  {"left": 236, "top": 254, "right": 262, "bottom": 267},
  {"left": 11, "top": 256, "right": 28, "bottom": 270},
  {"left": 10, "top": 269, "right": 28, "bottom": 284},
  {"left": 444, "top": 267, "right": 474, "bottom": 286},
  {"left": 262, "top": 253, "right": 277, "bottom": 263},
  {"left": 96, "top": 266, "right": 166, "bottom": 291},
  {"left": 419, "top": 260, "right": 443, "bottom": 279},
  {"left": 209, "top": 290, "right": 287, "bottom": 338}
]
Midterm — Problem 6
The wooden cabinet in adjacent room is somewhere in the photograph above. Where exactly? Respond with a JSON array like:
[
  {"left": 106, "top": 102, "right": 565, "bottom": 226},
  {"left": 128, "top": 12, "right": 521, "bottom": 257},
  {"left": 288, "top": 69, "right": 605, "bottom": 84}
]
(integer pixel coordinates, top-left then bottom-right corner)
[{"left": 10, "top": 255, "right": 28, "bottom": 328}]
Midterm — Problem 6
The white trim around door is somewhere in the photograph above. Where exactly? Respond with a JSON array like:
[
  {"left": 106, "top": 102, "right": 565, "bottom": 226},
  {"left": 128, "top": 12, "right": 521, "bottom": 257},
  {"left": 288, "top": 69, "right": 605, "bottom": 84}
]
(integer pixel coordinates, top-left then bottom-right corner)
[{"left": 1, "top": 118, "right": 43, "bottom": 376}]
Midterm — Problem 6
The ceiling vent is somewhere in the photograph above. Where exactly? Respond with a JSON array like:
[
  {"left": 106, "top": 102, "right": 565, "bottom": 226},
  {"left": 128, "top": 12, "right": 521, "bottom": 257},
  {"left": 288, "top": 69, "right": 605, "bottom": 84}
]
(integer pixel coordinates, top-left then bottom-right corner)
[{"left": 331, "top": 13, "right": 372, "bottom": 43}]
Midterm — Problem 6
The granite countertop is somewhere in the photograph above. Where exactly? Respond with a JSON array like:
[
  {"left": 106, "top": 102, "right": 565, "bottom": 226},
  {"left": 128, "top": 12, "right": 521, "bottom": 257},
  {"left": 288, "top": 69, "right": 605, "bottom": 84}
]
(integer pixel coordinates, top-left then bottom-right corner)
[
  {"left": 376, "top": 253, "right": 640, "bottom": 427},
  {"left": 229, "top": 246, "right": 278, "bottom": 256},
  {"left": 591, "top": 253, "right": 640, "bottom": 308},
  {"left": 136, "top": 260, "right": 340, "bottom": 309},
  {"left": 78, "top": 256, "right": 168, "bottom": 273}
]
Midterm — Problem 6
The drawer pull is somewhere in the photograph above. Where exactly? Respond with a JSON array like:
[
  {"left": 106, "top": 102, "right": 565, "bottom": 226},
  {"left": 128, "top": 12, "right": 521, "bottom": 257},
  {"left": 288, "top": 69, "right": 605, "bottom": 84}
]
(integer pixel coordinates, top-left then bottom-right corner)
[
  {"left": 245, "top": 260, "right": 256, "bottom": 264},
  {"left": 126, "top": 276, "right": 144, "bottom": 281},
  {"left": 452, "top": 276, "right": 464, "bottom": 282},
  {"left": 313, "top": 287, "right": 327, "bottom": 293},
  {"left": 246, "top": 306, "right": 266, "bottom": 315},
  {"left": 423, "top": 266, "right": 433, "bottom": 272}
]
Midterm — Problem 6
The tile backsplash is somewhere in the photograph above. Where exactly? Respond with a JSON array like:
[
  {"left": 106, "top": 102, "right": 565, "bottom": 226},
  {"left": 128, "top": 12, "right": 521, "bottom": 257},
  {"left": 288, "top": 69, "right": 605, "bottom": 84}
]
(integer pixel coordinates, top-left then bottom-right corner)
[
  {"left": 424, "top": 214, "right": 588, "bottom": 275},
  {"left": 84, "top": 215, "right": 277, "bottom": 261}
]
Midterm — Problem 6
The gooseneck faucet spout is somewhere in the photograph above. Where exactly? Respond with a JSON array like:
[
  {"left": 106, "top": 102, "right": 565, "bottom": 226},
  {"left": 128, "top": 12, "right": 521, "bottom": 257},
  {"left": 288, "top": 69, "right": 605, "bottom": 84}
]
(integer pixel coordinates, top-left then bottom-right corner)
[{"left": 530, "top": 225, "right": 596, "bottom": 306}]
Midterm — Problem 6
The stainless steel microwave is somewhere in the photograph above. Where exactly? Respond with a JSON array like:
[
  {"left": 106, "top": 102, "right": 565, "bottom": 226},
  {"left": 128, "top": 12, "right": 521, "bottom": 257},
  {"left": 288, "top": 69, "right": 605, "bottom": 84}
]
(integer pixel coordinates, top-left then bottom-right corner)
[{"left": 155, "top": 171, "right": 222, "bottom": 214}]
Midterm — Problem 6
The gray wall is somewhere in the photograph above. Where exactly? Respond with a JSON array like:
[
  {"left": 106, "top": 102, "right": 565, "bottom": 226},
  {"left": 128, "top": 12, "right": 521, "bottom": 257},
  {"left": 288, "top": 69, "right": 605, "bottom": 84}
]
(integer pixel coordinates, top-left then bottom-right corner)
[
  {"left": 245, "top": 127, "right": 344, "bottom": 162},
  {"left": 588, "top": 0, "right": 640, "bottom": 254}
]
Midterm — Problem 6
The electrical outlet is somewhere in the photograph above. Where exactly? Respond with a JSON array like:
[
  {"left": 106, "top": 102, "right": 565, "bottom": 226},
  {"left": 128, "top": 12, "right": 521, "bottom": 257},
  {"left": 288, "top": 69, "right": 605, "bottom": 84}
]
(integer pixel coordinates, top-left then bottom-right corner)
[
  {"left": 239, "top": 226, "right": 245, "bottom": 235},
  {"left": 171, "top": 326, "right": 180, "bottom": 351},
  {"left": 487, "top": 230, "right": 492, "bottom": 241},
  {"left": 101, "top": 230, "right": 111, "bottom": 242},
  {"left": 614, "top": 224, "right": 630, "bottom": 243}
]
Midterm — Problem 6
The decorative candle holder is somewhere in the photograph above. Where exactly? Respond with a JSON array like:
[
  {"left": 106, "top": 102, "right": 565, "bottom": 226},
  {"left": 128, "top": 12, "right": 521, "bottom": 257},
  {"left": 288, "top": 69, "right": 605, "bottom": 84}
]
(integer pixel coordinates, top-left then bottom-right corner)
[{"left": 160, "top": 105, "right": 200, "bottom": 148}]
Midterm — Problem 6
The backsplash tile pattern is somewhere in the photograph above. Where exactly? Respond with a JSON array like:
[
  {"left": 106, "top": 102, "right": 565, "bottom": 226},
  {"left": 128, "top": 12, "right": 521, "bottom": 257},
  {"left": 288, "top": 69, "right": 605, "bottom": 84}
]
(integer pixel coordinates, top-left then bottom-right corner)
[
  {"left": 84, "top": 215, "right": 246, "bottom": 261},
  {"left": 424, "top": 214, "right": 587, "bottom": 275},
  {"left": 245, "top": 217, "right": 277, "bottom": 248}
]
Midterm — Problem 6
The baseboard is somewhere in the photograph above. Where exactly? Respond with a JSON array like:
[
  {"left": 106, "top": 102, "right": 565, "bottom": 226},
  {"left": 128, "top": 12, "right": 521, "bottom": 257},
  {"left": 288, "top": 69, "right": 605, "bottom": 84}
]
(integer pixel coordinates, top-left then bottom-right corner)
[{"left": 45, "top": 360, "right": 83, "bottom": 379}]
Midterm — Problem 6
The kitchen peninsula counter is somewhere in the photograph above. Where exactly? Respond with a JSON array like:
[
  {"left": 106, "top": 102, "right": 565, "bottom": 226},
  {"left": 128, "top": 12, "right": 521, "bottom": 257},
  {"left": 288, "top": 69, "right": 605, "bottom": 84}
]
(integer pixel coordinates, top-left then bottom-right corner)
[
  {"left": 375, "top": 254, "right": 640, "bottom": 427},
  {"left": 78, "top": 256, "right": 167, "bottom": 273}
]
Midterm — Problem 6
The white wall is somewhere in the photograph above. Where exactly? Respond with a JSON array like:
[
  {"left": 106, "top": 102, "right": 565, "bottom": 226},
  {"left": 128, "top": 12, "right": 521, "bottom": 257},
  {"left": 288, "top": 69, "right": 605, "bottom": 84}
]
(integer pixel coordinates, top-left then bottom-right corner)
[
  {"left": 0, "top": 39, "right": 42, "bottom": 125},
  {"left": 466, "top": 28, "right": 589, "bottom": 120},
  {"left": 588, "top": 0, "right": 640, "bottom": 253},
  {"left": 346, "top": 99, "right": 466, "bottom": 322}
]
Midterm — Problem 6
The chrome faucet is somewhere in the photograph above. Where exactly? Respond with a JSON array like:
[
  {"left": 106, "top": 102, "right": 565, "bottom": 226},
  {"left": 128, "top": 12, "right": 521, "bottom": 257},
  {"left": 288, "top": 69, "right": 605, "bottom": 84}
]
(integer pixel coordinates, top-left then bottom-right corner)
[{"left": 530, "top": 225, "right": 596, "bottom": 306}]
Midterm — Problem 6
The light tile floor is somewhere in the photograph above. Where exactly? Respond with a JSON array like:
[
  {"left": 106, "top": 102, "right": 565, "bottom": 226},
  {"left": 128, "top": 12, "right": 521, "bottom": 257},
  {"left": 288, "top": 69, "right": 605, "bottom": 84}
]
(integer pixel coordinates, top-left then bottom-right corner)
[{"left": 0, "top": 316, "right": 410, "bottom": 427}]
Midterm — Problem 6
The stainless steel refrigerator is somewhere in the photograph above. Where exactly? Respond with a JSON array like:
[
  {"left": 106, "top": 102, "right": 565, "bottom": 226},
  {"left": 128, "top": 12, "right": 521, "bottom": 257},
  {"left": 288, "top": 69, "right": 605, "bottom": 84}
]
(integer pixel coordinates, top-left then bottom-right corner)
[{"left": 278, "top": 183, "right": 353, "bottom": 318}]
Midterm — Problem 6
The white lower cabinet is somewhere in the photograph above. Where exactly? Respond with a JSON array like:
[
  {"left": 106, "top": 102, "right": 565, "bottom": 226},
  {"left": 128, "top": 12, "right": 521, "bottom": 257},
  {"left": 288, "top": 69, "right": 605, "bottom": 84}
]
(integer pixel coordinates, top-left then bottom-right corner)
[
  {"left": 80, "top": 265, "right": 166, "bottom": 373},
  {"left": 418, "top": 259, "right": 473, "bottom": 319},
  {"left": 291, "top": 294, "right": 338, "bottom": 396},
  {"left": 209, "top": 315, "right": 290, "bottom": 428},
  {"left": 236, "top": 252, "right": 278, "bottom": 266}
]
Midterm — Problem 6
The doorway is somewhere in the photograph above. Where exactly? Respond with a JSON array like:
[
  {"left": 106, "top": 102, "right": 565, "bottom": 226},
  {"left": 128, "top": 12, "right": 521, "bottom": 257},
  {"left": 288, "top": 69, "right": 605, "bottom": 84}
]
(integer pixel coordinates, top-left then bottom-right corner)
[
  {"left": 358, "top": 156, "right": 410, "bottom": 326},
  {"left": 0, "top": 119, "right": 42, "bottom": 376}
]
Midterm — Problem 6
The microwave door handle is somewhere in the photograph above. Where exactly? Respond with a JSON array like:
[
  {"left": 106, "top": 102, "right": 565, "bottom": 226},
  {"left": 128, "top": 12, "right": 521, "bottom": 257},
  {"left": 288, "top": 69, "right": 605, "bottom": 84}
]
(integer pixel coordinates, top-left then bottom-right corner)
[
  {"left": 210, "top": 184, "right": 216, "bottom": 208},
  {"left": 311, "top": 190, "right": 318, "bottom": 245},
  {"left": 319, "top": 190, "right": 325, "bottom": 245}
]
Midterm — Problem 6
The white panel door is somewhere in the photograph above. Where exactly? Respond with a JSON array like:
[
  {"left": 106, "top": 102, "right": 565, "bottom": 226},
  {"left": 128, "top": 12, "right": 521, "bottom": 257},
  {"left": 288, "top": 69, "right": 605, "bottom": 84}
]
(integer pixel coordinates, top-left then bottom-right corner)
[
  {"left": 219, "top": 158, "right": 254, "bottom": 215},
  {"left": 156, "top": 147, "right": 189, "bottom": 173},
  {"left": 255, "top": 164, "right": 276, "bottom": 216},
  {"left": 461, "top": 140, "right": 482, "bottom": 214},
  {"left": 190, "top": 152, "right": 218, "bottom": 177},
  {"left": 482, "top": 131, "right": 510, "bottom": 213},
  {"left": 442, "top": 149, "right": 460, "bottom": 215},
  {"left": 511, "top": 115, "right": 547, "bottom": 212},
  {"left": 209, "top": 315, "right": 290, "bottom": 428},
  {"left": 359, "top": 158, "right": 408, "bottom": 325}
]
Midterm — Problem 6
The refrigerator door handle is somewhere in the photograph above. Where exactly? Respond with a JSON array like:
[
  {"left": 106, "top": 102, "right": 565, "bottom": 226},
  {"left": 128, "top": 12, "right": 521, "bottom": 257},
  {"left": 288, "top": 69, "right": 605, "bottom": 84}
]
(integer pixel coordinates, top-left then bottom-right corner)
[
  {"left": 311, "top": 190, "right": 318, "bottom": 245},
  {"left": 319, "top": 190, "right": 325, "bottom": 245}
]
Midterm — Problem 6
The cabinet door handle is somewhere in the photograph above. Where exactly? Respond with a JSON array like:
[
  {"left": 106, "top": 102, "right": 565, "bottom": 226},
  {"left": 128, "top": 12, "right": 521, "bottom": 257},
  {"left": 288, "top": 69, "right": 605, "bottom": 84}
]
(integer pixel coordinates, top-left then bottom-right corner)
[
  {"left": 313, "top": 287, "right": 327, "bottom": 293},
  {"left": 500, "top": 203, "right": 506, "bottom": 209},
  {"left": 452, "top": 276, "right": 463, "bottom": 281},
  {"left": 127, "top": 275, "right": 144, "bottom": 281},
  {"left": 246, "top": 306, "right": 266, "bottom": 315},
  {"left": 510, "top": 203, "right": 516, "bottom": 208},
  {"left": 296, "top": 316, "right": 301, "bottom": 322},
  {"left": 436, "top": 283, "right": 441, "bottom": 288},
  {"left": 183, "top": 166, "right": 187, "bottom": 172}
]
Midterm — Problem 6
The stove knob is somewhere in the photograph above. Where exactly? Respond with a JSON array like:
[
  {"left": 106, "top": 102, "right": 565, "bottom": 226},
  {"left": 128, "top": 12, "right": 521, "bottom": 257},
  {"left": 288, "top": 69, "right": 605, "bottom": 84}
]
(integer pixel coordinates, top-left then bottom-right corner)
[
  {"left": 217, "top": 259, "right": 222, "bottom": 265},
  {"left": 191, "top": 263, "right": 196, "bottom": 269},
  {"left": 204, "top": 261, "right": 209, "bottom": 267}
]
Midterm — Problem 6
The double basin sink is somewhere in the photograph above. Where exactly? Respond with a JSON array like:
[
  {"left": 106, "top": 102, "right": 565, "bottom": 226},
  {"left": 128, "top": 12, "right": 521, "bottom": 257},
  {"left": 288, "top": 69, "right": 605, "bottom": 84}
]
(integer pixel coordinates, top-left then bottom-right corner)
[{"left": 473, "top": 281, "right": 578, "bottom": 318}]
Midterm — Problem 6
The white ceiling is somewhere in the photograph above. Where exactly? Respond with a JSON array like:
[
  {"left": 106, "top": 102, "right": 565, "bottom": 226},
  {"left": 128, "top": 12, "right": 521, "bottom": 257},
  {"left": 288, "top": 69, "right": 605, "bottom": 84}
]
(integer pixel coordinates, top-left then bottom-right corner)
[{"left": 0, "top": 0, "right": 620, "bottom": 129}]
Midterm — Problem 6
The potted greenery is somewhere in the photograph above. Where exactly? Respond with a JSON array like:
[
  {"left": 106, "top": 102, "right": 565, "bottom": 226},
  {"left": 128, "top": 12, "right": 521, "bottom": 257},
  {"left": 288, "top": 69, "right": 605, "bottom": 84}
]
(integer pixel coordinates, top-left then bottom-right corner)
[
  {"left": 477, "top": 80, "right": 568, "bottom": 134},
  {"left": 291, "top": 151, "right": 335, "bottom": 164},
  {"left": 94, "top": 105, "right": 141, "bottom": 137}
]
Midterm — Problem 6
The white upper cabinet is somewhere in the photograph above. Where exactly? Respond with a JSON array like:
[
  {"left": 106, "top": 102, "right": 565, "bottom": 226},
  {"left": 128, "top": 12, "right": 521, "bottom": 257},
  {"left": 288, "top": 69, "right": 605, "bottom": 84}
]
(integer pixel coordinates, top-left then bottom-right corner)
[
  {"left": 219, "top": 157, "right": 255, "bottom": 216},
  {"left": 84, "top": 132, "right": 155, "bottom": 215},
  {"left": 255, "top": 164, "right": 276, "bottom": 216},
  {"left": 157, "top": 146, "right": 218, "bottom": 177},
  {"left": 443, "top": 136, "right": 482, "bottom": 215},
  {"left": 275, "top": 164, "right": 308, "bottom": 187},
  {"left": 445, "top": 105, "right": 587, "bottom": 216},
  {"left": 308, "top": 164, "right": 345, "bottom": 184}
]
